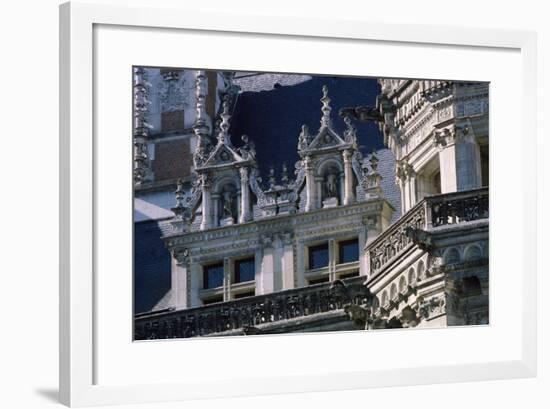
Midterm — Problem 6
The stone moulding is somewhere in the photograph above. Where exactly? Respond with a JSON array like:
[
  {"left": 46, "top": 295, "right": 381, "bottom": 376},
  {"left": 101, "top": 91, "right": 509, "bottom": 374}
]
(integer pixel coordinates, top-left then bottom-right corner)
[{"left": 164, "top": 198, "right": 391, "bottom": 248}]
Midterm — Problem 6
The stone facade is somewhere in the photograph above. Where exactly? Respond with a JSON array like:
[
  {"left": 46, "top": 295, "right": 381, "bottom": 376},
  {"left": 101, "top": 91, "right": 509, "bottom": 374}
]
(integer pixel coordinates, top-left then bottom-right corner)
[{"left": 133, "top": 71, "right": 489, "bottom": 339}]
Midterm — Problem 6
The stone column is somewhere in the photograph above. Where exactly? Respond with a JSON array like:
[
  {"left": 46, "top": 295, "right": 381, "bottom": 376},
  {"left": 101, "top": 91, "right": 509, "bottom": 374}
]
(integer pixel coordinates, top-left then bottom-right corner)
[
  {"left": 397, "top": 176, "right": 408, "bottom": 213},
  {"left": 200, "top": 174, "right": 212, "bottom": 230},
  {"left": 407, "top": 167, "right": 417, "bottom": 208},
  {"left": 343, "top": 149, "right": 355, "bottom": 205},
  {"left": 437, "top": 126, "right": 482, "bottom": 193},
  {"left": 239, "top": 167, "right": 251, "bottom": 223},
  {"left": 171, "top": 249, "right": 189, "bottom": 309},
  {"left": 305, "top": 156, "right": 316, "bottom": 211}
]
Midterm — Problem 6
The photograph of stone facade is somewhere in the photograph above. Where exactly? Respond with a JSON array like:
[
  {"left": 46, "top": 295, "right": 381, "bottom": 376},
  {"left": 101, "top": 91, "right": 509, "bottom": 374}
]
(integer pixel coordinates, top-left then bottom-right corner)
[{"left": 133, "top": 67, "right": 489, "bottom": 340}]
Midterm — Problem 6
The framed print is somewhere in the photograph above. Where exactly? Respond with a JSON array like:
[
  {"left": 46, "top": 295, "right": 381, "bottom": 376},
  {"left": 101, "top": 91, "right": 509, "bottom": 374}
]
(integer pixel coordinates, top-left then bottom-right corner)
[{"left": 59, "top": 1, "right": 537, "bottom": 407}]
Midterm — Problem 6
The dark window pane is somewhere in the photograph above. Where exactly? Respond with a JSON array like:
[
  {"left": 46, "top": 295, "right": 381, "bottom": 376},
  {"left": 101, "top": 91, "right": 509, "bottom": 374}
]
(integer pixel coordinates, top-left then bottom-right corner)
[
  {"left": 339, "top": 271, "right": 359, "bottom": 280},
  {"left": 308, "top": 276, "right": 329, "bottom": 285},
  {"left": 203, "top": 296, "right": 223, "bottom": 305},
  {"left": 235, "top": 258, "right": 255, "bottom": 283},
  {"left": 234, "top": 291, "right": 255, "bottom": 299},
  {"left": 339, "top": 239, "right": 359, "bottom": 263},
  {"left": 309, "top": 243, "right": 329, "bottom": 270},
  {"left": 203, "top": 263, "right": 224, "bottom": 289}
]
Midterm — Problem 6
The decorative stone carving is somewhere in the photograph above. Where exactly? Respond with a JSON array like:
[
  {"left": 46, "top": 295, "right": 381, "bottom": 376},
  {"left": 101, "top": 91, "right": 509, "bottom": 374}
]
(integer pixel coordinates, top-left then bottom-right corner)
[
  {"left": 238, "top": 134, "right": 256, "bottom": 161},
  {"left": 133, "top": 67, "right": 152, "bottom": 184},
  {"left": 158, "top": 69, "right": 191, "bottom": 112},
  {"left": 404, "top": 227, "right": 433, "bottom": 251},
  {"left": 418, "top": 295, "right": 446, "bottom": 320}
]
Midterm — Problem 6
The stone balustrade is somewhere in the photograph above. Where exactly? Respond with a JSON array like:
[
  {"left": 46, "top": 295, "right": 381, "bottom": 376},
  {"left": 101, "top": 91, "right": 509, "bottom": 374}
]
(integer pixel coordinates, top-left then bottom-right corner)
[
  {"left": 135, "top": 275, "right": 369, "bottom": 340},
  {"left": 367, "top": 187, "right": 489, "bottom": 277}
]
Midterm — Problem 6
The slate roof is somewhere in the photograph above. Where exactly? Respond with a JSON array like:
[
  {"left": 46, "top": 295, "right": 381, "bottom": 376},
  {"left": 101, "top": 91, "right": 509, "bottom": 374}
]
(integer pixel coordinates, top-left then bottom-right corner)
[
  {"left": 365, "top": 149, "right": 402, "bottom": 223},
  {"left": 134, "top": 219, "right": 172, "bottom": 313},
  {"left": 233, "top": 73, "right": 313, "bottom": 92}
]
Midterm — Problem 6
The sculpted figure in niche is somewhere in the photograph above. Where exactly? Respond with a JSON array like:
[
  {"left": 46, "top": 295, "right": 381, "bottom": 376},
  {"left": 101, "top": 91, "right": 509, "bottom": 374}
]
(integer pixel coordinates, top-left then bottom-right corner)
[
  {"left": 324, "top": 172, "right": 338, "bottom": 199},
  {"left": 222, "top": 189, "right": 234, "bottom": 219}
]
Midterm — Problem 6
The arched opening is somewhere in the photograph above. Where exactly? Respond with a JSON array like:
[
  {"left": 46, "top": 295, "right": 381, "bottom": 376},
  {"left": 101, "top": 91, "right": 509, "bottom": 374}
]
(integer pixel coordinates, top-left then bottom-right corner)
[
  {"left": 399, "top": 276, "right": 407, "bottom": 293},
  {"left": 444, "top": 248, "right": 461, "bottom": 265},
  {"left": 462, "top": 276, "right": 482, "bottom": 297},
  {"left": 417, "top": 260, "right": 425, "bottom": 280},
  {"left": 390, "top": 283, "right": 398, "bottom": 301},
  {"left": 381, "top": 291, "right": 389, "bottom": 307},
  {"left": 408, "top": 267, "right": 416, "bottom": 285},
  {"left": 464, "top": 245, "right": 483, "bottom": 261}
]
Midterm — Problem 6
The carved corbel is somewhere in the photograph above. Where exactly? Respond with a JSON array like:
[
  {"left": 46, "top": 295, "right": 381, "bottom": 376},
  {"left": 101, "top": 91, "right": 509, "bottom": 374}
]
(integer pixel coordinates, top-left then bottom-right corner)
[
  {"left": 404, "top": 227, "right": 433, "bottom": 251},
  {"left": 171, "top": 248, "right": 190, "bottom": 266}
]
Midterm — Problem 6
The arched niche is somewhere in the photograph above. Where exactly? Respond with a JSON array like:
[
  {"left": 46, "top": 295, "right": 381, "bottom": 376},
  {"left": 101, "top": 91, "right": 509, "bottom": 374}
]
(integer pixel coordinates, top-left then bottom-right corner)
[
  {"left": 212, "top": 175, "right": 240, "bottom": 225},
  {"left": 443, "top": 247, "right": 461, "bottom": 265},
  {"left": 315, "top": 157, "right": 344, "bottom": 207},
  {"left": 464, "top": 244, "right": 483, "bottom": 261},
  {"left": 390, "top": 283, "right": 398, "bottom": 301},
  {"left": 408, "top": 267, "right": 416, "bottom": 285},
  {"left": 399, "top": 275, "right": 407, "bottom": 293}
]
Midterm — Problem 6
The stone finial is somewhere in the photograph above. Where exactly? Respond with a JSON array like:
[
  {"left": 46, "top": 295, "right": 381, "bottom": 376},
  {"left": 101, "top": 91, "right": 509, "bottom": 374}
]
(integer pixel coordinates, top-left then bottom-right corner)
[
  {"left": 217, "top": 97, "right": 231, "bottom": 145},
  {"left": 171, "top": 179, "right": 190, "bottom": 233},
  {"left": 194, "top": 70, "right": 207, "bottom": 125},
  {"left": 193, "top": 70, "right": 211, "bottom": 167},
  {"left": 298, "top": 124, "right": 310, "bottom": 151},
  {"left": 362, "top": 150, "right": 383, "bottom": 198},
  {"left": 174, "top": 179, "right": 185, "bottom": 209},
  {"left": 268, "top": 165, "right": 276, "bottom": 189},
  {"left": 369, "top": 150, "right": 379, "bottom": 172},
  {"left": 281, "top": 162, "right": 289, "bottom": 185},
  {"left": 343, "top": 115, "right": 357, "bottom": 143},
  {"left": 320, "top": 85, "right": 332, "bottom": 128},
  {"left": 133, "top": 67, "right": 151, "bottom": 185}
]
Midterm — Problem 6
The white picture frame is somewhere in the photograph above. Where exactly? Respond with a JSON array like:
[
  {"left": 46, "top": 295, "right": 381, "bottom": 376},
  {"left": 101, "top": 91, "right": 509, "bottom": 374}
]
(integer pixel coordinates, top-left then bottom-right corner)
[{"left": 59, "top": 1, "right": 538, "bottom": 407}]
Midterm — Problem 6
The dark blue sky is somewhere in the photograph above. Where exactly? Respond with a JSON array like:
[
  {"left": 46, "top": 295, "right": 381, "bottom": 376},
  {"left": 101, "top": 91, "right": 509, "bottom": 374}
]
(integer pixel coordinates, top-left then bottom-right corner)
[{"left": 229, "top": 74, "right": 384, "bottom": 181}]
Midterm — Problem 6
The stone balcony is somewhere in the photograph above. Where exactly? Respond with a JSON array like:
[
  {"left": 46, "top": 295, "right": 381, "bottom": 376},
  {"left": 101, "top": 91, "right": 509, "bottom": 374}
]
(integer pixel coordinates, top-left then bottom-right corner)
[
  {"left": 134, "top": 275, "right": 369, "bottom": 340},
  {"left": 366, "top": 187, "right": 489, "bottom": 279}
]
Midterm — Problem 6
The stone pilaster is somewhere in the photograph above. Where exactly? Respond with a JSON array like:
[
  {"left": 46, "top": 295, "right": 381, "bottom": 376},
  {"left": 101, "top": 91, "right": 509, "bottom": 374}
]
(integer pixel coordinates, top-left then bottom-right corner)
[
  {"left": 328, "top": 238, "right": 337, "bottom": 281},
  {"left": 223, "top": 258, "right": 231, "bottom": 301},
  {"left": 405, "top": 165, "right": 417, "bottom": 208},
  {"left": 260, "top": 236, "right": 275, "bottom": 294},
  {"left": 358, "top": 228, "right": 368, "bottom": 276},
  {"left": 189, "top": 263, "right": 201, "bottom": 308},
  {"left": 281, "top": 233, "right": 295, "bottom": 289},
  {"left": 171, "top": 248, "right": 189, "bottom": 309},
  {"left": 435, "top": 124, "right": 482, "bottom": 193},
  {"left": 305, "top": 156, "right": 316, "bottom": 211},
  {"left": 343, "top": 149, "right": 355, "bottom": 205},
  {"left": 200, "top": 174, "right": 212, "bottom": 230}
]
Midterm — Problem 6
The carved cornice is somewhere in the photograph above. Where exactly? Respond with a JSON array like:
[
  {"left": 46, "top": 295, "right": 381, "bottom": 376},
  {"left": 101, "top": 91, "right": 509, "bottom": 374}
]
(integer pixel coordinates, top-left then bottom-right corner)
[{"left": 165, "top": 199, "right": 389, "bottom": 249}]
